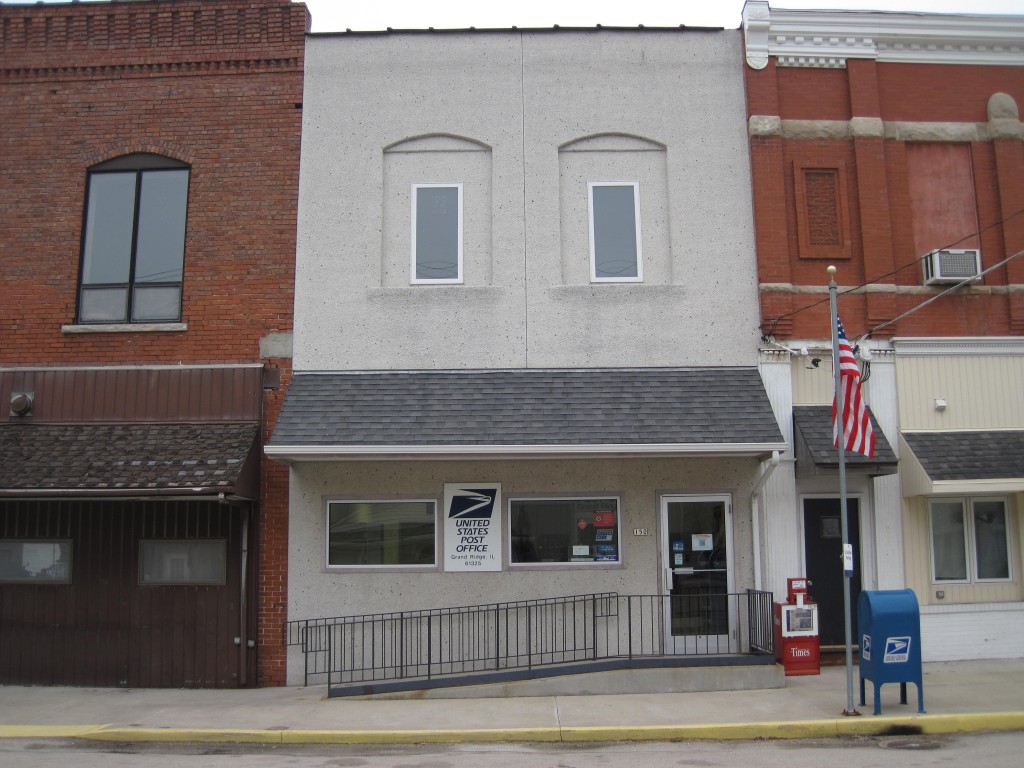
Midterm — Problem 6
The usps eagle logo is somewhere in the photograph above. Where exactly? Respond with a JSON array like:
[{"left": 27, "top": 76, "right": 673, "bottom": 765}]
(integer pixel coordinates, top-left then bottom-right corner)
[
  {"left": 883, "top": 637, "right": 911, "bottom": 664},
  {"left": 447, "top": 487, "right": 498, "bottom": 519}
]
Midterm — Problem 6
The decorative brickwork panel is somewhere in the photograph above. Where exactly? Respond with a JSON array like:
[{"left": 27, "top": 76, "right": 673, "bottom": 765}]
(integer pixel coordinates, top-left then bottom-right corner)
[
  {"left": 795, "top": 162, "right": 851, "bottom": 260},
  {"left": 804, "top": 170, "right": 841, "bottom": 246}
]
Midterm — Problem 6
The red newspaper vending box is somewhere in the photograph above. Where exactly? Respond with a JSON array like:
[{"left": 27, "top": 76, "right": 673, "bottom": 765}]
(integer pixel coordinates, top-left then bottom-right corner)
[{"left": 774, "top": 577, "right": 820, "bottom": 675}]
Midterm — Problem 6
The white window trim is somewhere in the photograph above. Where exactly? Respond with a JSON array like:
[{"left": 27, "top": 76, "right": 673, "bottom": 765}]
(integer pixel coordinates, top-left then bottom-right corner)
[
  {"left": 411, "top": 182, "right": 463, "bottom": 285},
  {"left": 507, "top": 494, "right": 623, "bottom": 569},
  {"left": 325, "top": 498, "right": 439, "bottom": 571},
  {"left": 588, "top": 181, "right": 643, "bottom": 284},
  {"left": 928, "top": 496, "right": 1013, "bottom": 584}
]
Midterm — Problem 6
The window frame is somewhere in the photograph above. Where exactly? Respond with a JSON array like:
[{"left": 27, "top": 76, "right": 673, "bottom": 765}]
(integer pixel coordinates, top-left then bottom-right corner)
[
  {"left": 588, "top": 181, "right": 643, "bottom": 283},
  {"left": 325, "top": 498, "right": 439, "bottom": 571},
  {"left": 138, "top": 538, "right": 227, "bottom": 586},
  {"left": 507, "top": 495, "right": 623, "bottom": 569},
  {"left": 410, "top": 182, "right": 464, "bottom": 285},
  {"left": 928, "top": 497, "right": 1013, "bottom": 584},
  {"left": 0, "top": 539, "right": 73, "bottom": 584},
  {"left": 76, "top": 154, "right": 190, "bottom": 325}
]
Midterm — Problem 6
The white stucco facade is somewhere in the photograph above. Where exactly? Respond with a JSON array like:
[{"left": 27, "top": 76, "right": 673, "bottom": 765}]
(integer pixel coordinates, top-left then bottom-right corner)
[
  {"left": 294, "top": 29, "right": 761, "bottom": 372},
  {"left": 283, "top": 28, "right": 774, "bottom": 686}
]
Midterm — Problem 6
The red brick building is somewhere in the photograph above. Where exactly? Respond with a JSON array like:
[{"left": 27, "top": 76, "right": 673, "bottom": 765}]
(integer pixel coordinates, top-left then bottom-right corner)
[
  {"left": 0, "top": 0, "right": 306, "bottom": 687},
  {"left": 743, "top": 1, "right": 1024, "bottom": 341},
  {"left": 743, "top": 2, "right": 1024, "bottom": 662}
]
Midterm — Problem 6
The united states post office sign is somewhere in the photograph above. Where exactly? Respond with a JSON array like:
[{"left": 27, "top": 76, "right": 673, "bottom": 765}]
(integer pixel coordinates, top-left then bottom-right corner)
[{"left": 443, "top": 483, "right": 502, "bottom": 572}]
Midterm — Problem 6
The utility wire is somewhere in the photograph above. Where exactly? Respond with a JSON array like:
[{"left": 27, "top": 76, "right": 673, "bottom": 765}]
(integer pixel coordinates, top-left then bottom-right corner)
[
  {"left": 864, "top": 246, "right": 1024, "bottom": 338},
  {"left": 763, "top": 206, "right": 1024, "bottom": 339}
]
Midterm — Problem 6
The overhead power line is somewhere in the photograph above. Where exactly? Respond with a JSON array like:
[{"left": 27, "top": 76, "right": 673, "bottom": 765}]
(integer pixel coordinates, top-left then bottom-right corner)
[{"left": 763, "top": 207, "right": 1024, "bottom": 340}]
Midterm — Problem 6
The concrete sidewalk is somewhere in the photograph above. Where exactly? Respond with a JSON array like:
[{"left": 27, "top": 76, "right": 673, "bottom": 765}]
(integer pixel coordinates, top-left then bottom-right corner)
[{"left": 1, "top": 659, "right": 1023, "bottom": 744}]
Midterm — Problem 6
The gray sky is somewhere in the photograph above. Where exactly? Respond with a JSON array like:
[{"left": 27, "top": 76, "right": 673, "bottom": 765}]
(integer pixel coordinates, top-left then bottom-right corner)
[
  {"left": 298, "top": 0, "right": 1024, "bottom": 32},
  {"left": 13, "top": 1, "right": 1024, "bottom": 32}
]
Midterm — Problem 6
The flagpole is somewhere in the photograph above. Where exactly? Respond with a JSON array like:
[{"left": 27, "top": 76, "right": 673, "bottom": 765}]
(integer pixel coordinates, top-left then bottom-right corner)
[{"left": 827, "top": 265, "right": 859, "bottom": 717}]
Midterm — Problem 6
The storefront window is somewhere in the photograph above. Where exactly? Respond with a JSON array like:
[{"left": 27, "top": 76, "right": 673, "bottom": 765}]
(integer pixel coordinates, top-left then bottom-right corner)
[
  {"left": 327, "top": 500, "right": 436, "bottom": 568},
  {"left": 510, "top": 497, "right": 620, "bottom": 565},
  {"left": 929, "top": 497, "right": 1011, "bottom": 583}
]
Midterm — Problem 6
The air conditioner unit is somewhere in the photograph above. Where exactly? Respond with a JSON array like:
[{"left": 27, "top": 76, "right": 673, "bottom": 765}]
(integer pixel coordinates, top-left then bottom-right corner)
[{"left": 923, "top": 249, "right": 981, "bottom": 285}]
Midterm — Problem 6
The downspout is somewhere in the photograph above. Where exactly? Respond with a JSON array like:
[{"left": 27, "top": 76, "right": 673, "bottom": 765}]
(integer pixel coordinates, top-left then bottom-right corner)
[
  {"left": 239, "top": 504, "right": 250, "bottom": 687},
  {"left": 751, "top": 450, "right": 780, "bottom": 592}
]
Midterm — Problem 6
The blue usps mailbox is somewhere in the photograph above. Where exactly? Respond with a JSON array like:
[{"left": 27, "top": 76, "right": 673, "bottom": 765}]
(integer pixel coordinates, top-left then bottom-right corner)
[{"left": 858, "top": 589, "right": 924, "bottom": 715}]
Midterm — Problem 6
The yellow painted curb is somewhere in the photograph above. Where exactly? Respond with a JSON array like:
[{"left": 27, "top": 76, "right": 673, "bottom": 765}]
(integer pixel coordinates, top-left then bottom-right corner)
[
  {"left": 0, "top": 725, "right": 110, "bottom": 739},
  {"left": 85, "top": 728, "right": 283, "bottom": 744},
  {"left": 278, "top": 727, "right": 563, "bottom": 744},
  {"left": 563, "top": 713, "right": 1024, "bottom": 742},
  {"left": 8, "top": 712, "right": 1023, "bottom": 745}
]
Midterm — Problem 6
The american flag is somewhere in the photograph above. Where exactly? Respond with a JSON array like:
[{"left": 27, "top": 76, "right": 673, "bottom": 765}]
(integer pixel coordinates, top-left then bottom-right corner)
[{"left": 833, "top": 318, "right": 876, "bottom": 458}]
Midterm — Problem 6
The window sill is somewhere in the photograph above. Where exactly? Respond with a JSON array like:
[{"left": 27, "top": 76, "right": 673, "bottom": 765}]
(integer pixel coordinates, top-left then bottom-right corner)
[
  {"left": 549, "top": 284, "right": 680, "bottom": 297},
  {"left": 509, "top": 561, "right": 623, "bottom": 571},
  {"left": 368, "top": 287, "right": 504, "bottom": 301},
  {"left": 62, "top": 322, "right": 187, "bottom": 334}
]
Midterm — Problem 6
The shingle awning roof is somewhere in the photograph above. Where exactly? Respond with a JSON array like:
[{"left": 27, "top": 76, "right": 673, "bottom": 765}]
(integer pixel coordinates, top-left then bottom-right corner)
[
  {"left": 792, "top": 406, "right": 898, "bottom": 477},
  {"left": 900, "top": 430, "right": 1024, "bottom": 496},
  {"left": 0, "top": 422, "right": 260, "bottom": 499},
  {"left": 266, "top": 368, "right": 786, "bottom": 462}
]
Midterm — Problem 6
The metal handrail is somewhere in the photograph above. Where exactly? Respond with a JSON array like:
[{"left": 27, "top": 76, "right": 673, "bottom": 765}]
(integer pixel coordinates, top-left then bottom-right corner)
[{"left": 286, "top": 590, "right": 774, "bottom": 689}]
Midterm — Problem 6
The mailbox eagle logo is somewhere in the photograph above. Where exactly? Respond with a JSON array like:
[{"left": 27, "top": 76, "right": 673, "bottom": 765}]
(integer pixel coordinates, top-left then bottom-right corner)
[{"left": 883, "top": 636, "right": 911, "bottom": 664}]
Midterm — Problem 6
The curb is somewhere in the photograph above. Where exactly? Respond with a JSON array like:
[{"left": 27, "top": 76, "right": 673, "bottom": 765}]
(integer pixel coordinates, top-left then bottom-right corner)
[
  {"left": 0, "top": 726, "right": 111, "bottom": 739},
  {"left": 4, "top": 712, "right": 1021, "bottom": 745}
]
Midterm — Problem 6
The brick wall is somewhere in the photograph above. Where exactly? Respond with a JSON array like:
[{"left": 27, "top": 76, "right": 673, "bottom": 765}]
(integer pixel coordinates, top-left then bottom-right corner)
[
  {"left": 0, "top": 0, "right": 307, "bottom": 685},
  {"left": 258, "top": 362, "right": 292, "bottom": 686},
  {"left": 746, "top": 58, "right": 1024, "bottom": 340}
]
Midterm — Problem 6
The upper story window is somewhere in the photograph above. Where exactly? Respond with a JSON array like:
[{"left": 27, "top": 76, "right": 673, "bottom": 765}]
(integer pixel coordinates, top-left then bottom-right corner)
[
  {"left": 78, "top": 154, "right": 190, "bottom": 324},
  {"left": 588, "top": 181, "right": 643, "bottom": 282},
  {"left": 930, "top": 497, "right": 1011, "bottom": 583},
  {"left": 411, "top": 182, "right": 463, "bottom": 284}
]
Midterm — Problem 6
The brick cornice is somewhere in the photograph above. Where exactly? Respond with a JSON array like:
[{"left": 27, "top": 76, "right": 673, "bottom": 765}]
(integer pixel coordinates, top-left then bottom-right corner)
[
  {"left": 0, "top": 0, "right": 307, "bottom": 73},
  {"left": 1, "top": 56, "right": 301, "bottom": 84}
]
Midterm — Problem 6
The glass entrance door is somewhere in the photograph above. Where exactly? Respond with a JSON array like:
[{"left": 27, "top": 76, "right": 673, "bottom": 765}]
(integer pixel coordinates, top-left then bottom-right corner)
[{"left": 660, "top": 495, "right": 734, "bottom": 653}]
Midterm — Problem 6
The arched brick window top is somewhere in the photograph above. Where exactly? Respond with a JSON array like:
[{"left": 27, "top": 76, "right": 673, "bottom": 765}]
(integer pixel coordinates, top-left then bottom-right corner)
[{"left": 90, "top": 152, "right": 190, "bottom": 172}]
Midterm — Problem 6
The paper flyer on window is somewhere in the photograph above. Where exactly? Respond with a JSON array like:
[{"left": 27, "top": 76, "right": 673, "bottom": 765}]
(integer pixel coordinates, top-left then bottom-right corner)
[{"left": 443, "top": 483, "right": 502, "bottom": 572}]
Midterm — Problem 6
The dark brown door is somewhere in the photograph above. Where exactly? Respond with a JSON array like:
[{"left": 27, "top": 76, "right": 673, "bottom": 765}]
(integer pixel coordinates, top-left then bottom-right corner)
[{"left": 803, "top": 497, "right": 861, "bottom": 647}]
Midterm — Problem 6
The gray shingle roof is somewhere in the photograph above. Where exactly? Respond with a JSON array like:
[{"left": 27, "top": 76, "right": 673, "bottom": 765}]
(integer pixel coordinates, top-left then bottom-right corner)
[
  {"left": 793, "top": 405, "right": 897, "bottom": 475},
  {"left": 0, "top": 422, "right": 260, "bottom": 495},
  {"left": 902, "top": 430, "right": 1024, "bottom": 481},
  {"left": 269, "top": 368, "right": 784, "bottom": 449}
]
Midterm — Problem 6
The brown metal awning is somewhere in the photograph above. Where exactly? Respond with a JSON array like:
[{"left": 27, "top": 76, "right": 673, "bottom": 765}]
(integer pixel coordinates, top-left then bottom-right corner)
[{"left": 0, "top": 422, "right": 260, "bottom": 500}]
